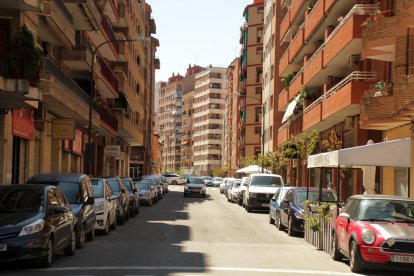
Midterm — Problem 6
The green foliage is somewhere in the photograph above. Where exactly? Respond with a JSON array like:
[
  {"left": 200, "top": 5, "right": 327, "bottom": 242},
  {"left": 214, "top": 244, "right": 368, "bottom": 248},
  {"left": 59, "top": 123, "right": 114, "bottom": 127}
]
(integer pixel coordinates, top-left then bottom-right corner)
[
  {"left": 212, "top": 167, "right": 228, "bottom": 177},
  {"left": 281, "top": 72, "right": 296, "bottom": 90},
  {"left": 241, "top": 156, "right": 259, "bottom": 167},
  {"left": 308, "top": 215, "right": 321, "bottom": 232},
  {"left": 5, "top": 25, "right": 41, "bottom": 79}
]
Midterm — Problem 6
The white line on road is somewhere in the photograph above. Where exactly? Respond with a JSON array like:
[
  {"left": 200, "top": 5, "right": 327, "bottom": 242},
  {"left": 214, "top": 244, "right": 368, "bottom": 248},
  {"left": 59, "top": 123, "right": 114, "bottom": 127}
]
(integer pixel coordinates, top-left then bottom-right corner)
[{"left": 33, "top": 266, "right": 360, "bottom": 275}]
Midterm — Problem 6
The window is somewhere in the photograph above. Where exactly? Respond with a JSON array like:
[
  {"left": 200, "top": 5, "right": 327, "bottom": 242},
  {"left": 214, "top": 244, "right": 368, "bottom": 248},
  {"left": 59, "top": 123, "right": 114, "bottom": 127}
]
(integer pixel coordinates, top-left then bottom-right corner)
[
  {"left": 255, "top": 107, "right": 262, "bottom": 122},
  {"left": 256, "top": 47, "right": 263, "bottom": 54},
  {"left": 256, "top": 87, "right": 262, "bottom": 94},
  {"left": 256, "top": 69, "right": 262, "bottom": 83},
  {"left": 255, "top": 126, "right": 261, "bottom": 134},
  {"left": 254, "top": 147, "right": 261, "bottom": 157},
  {"left": 269, "top": 126, "right": 273, "bottom": 139}
]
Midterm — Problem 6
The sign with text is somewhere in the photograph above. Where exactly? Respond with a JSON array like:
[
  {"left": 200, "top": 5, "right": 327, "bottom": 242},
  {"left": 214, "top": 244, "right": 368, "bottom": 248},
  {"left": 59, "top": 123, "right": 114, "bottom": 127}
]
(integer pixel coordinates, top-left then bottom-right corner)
[
  {"left": 12, "top": 108, "right": 34, "bottom": 140},
  {"left": 104, "top": 145, "right": 123, "bottom": 157},
  {"left": 52, "top": 118, "right": 75, "bottom": 140}
]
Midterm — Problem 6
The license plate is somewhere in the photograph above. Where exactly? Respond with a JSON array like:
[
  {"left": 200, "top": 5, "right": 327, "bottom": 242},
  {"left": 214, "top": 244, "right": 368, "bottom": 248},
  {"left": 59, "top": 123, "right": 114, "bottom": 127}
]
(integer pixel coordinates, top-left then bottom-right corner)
[
  {"left": 391, "top": 255, "right": 414, "bottom": 263},
  {"left": 262, "top": 203, "right": 269, "bottom": 207},
  {"left": 0, "top": 244, "right": 7, "bottom": 252}
]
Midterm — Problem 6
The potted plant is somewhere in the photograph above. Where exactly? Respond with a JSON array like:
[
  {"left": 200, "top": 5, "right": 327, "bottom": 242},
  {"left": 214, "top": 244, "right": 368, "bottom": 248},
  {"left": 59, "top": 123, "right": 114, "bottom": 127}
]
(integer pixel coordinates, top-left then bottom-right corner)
[{"left": 281, "top": 72, "right": 296, "bottom": 90}]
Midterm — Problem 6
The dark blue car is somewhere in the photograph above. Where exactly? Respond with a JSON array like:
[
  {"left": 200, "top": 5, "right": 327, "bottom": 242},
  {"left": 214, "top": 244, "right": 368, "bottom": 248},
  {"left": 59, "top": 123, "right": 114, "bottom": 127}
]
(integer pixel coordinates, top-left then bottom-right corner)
[
  {"left": 269, "top": 187, "right": 291, "bottom": 226},
  {"left": 279, "top": 187, "right": 337, "bottom": 236}
]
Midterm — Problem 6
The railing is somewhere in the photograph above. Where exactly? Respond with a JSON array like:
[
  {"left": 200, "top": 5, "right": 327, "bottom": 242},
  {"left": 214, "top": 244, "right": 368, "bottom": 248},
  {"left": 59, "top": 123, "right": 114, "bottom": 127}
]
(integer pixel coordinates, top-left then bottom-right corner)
[
  {"left": 55, "top": 0, "right": 73, "bottom": 23},
  {"left": 304, "top": 71, "right": 377, "bottom": 113},
  {"left": 304, "top": 211, "right": 334, "bottom": 254},
  {"left": 97, "top": 105, "right": 118, "bottom": 132},
  {"left": 101, "top": 16, "right": 119, "bottom": 54},
  {"left": 44, "top": 59, "right": 89, "bottom": 104},
  {"left": 99, "top": 57, "right": 119, "bottom": 94}
]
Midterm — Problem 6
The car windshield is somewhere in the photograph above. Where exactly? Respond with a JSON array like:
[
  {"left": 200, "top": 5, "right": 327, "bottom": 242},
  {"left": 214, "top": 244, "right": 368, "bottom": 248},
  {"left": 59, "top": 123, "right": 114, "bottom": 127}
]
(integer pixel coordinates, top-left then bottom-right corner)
[
  {"left": 91, "top": 179, "right": 104, "bottom": 198},
  {"left": 189, "top": 178, "right": 204, "bottom": 184},
  {"left": 357, "top": 199, "right": 414, "bottom": 223},
  {"left": 202, "top": 176, "right": 212, "bottom": 180},
  {"left": 233, "top": 182, "right": 241, "bottom": 188},
  {"left": 55, "top": 182, "right": 80, "bottom": 204},
  {"left": 250, "top": 176, "right": 283, "bottom": 187},
  {"left": 214, "top": 177, "right": 223, "bottom": 181},
  {"left": 295, "top": 190, "right": 337, "bottom": 204},
  {"left": 107, "top": 179, "right": 120, "bottom": 193},
  {"left": 123, "top": 179, "right": 132, "bottom": 192},
  {"left": 136, "top": 183, "right": 149, "bottom": 191},
  {"left": 0, "top": 188, "right": 42, "bottom": 212}
]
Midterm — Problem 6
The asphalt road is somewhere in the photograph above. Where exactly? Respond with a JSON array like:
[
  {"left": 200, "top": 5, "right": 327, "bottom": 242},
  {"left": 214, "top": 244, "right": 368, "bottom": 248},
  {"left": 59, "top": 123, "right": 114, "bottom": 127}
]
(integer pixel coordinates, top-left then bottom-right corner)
[{"left": 1, "top": 186, "right": 412, "bottom": 276}]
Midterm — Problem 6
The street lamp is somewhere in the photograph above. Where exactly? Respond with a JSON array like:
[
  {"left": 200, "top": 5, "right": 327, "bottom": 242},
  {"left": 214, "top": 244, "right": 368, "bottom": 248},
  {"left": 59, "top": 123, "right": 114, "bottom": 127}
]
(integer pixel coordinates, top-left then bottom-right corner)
[
  {"left": 234, "top": 92, "right": 265, "bottom": 173},
  {"left": 86, "top": 37, "right": 149, "bottom": 175}
]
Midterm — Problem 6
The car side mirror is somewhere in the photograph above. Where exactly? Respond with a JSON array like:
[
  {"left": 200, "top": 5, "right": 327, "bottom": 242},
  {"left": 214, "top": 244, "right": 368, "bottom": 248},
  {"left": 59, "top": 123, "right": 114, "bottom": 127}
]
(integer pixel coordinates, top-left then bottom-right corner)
[
  {"left": 339, "top": 213, "right": 350, "bottom": 220},
  {"left": 271, "top": 198, "right": 276, "bottom": 202},
  {"left": 86, "top": 197, "right": 95, "bottom": 205},
  {"left": 110, "top": 194, "right": 117, "bottom": 201},
  {"left": 53, "top": 205, "right": 67, "bottom": 214},
  {"left": 121, "top": 188, "right": 127, "bottom": 193}
]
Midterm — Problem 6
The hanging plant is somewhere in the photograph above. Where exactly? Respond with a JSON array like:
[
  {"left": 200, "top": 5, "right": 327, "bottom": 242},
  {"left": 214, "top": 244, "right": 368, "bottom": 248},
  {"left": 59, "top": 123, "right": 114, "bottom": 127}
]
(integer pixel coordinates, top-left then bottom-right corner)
[
  {"left": 281, "top": 72, "right": 296, "bottom": 90},
  {"left": 4, "top": 25, "right": 41, "bottom": 79}
]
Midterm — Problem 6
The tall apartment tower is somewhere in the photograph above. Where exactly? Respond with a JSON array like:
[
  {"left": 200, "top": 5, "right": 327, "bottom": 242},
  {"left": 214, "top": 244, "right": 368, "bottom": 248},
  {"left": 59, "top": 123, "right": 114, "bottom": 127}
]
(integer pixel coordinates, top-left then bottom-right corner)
[
  {"left": 158, "top": 65, "right": 202, "bottom": 173},
  {"left": 192, "top": 67, "right": 228, "bottom": 176},
  {"left": 181, "top": 90, "right": 194, "bottom": 177},
  {"left": 239, "top": 0, "right": 265, "bottom": 163},
  {"left": 0, "top": 0, "right": 158, "bottom": 184}
]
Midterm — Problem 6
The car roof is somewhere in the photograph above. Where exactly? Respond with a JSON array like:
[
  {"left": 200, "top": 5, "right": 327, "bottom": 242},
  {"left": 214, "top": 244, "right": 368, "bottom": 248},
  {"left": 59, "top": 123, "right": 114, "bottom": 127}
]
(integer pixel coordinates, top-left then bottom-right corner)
[
  {"left": 249, "top": 173, "right": 282, "bottom": 178},
  {"left": 27, "top": 173, "right": 87, "bottom": 183},
  {"left": 0, "top": 184, "right": 49, "bottom": 190},
  {"left": 350, "top": 194, "right": 414, "bottom": 201}
]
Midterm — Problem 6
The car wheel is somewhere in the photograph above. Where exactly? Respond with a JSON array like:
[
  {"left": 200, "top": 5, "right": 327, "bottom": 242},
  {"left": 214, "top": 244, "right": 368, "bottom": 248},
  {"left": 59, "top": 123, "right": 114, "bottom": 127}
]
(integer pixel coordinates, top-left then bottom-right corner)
[
  {"left": 40, "top": 237, "right": 53, "bottom": 268},
  {"left": 227, "top": 197, "right": 230, "bottom": 202},
  {"left": 203, "top": 193, "right": 206, "bottom": 198},
  {"left": 184, "top": 193, "right": 187, "bottom": 197},
  {"left": 172, "top": 180, "right": 177, "bottom": 185},
  {"left": 117, "top": 209, "right": 126, "bottom": 225},
  {"left": 76, "top": 226, "right": 86, "bottom": 249},
  {"left": 148, "top": 198, "right": 153, "bottom": 206},
  {"left": 103, "top": 216, "right": 110, "bottom": 235},
  {"left": 125, "top": 208, "right": 130, "bottom": 221},
  {"left": 349, "top": 240, "right": 364, "bottom": 273},
  {"left": 86, "top": 224, "right": 95, "bottom": 241},
  {"left": 110, "top": 215, "right": 117, "bottom": 230},
  {"left": 331, "top": 232, "right": 342, "bottom": 261},
  {"left": 63, "top": 229, "right": 76, "bottom": 256},
  {"left": 269, "top": 214, "right": 275, "bottom": 224},
  {"left": 287, "top": 218, "right": 295, "bottom": 236},
  {"left": 130, "top": 207, "right": 136, "bottom": 218},
  {"left": 136, "top": 205, "right": 139, "bottom": 215},
  {"left": 275, "top": 213, "right": 281, "bottom": 229},
  {"left": 246, "top": 203, "right": 252, "bottom": 213},
  {"left": 238, "top": 198, "right": 242, "bottom": 206}
]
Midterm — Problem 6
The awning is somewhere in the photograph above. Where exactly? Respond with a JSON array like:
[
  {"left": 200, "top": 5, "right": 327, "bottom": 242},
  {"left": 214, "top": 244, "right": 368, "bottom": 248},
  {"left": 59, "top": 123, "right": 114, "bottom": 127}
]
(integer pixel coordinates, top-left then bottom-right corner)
[
  {"left": 307, "top": 138, "right": 411, "bottom": 168},
  {"left": 282, "top": 95, "right": 300, "bottom": 123}
]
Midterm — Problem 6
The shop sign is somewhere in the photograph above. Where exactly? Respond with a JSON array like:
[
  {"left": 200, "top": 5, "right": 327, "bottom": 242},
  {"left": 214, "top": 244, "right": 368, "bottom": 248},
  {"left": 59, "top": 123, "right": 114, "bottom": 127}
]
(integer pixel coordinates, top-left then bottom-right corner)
[
  {"left": 52, "top": 118, "right": 75, "bottom": 140},
  {"left": 72, "top": 129, "right": 83, "bottom": 155},
  {"left": 12, "top": 108, "right": 34, "bottom": 140},
  {"left": 104, "top": 145, "right": 123, "bottom": 156}
]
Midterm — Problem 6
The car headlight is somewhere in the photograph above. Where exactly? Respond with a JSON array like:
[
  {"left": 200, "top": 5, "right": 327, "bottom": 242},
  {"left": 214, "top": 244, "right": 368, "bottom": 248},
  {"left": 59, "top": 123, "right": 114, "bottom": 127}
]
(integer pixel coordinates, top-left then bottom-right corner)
[
  {"left": 94, "top": 202, "right": 104, "bottom": 212},
  {"left": 19, "top": 219, "right": 45, "bottom": 236},
  {"left": 184, "top": 185, "right": 188, "bottom": 189},
  {"left": 249, "top": 192, "right": 257, "bottom": 197},
  {"left": 361, "top": 229, "right": 376, "bottom": 245},
  {"left": 294, "top": 211, "right": 304, "bottom": 219}
]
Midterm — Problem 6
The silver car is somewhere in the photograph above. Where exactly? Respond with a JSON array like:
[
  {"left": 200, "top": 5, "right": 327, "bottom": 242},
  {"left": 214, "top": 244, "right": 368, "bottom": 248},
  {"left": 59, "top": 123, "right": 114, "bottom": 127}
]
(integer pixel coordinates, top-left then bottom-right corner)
[{"left": 184, "top": 177, "right": 206, "bottom": 197}]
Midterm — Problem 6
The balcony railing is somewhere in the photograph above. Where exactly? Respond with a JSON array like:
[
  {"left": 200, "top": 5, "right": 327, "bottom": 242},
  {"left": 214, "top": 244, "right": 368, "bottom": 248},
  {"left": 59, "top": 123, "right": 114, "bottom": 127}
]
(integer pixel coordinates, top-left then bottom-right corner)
[
  {"left": 99, "top": 57, "right": 119, "bottom": 95},
  {"left": 97, "top": 105, "right": 118, "bottom": 132},
  {"left": 55, "top": 0, "right": 73, "bottom": 23},
  {"left": 101, "top": 15, "right": 119, "bottom": 54}
]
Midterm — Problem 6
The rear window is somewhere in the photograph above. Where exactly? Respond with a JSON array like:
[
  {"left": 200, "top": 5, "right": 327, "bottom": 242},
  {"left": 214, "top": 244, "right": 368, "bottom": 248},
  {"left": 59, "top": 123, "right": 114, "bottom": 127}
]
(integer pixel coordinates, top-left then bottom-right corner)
[
  {"left": 91, "top": 179, "right": 104, "bottom": 198},
  {"left": 163, "top": 174, "right": 179, "bottom": 178},
  {"left": 107, "top": 179, "right": 120, "bottom": 193},
  {"left": 250, "top": 175, "right": 283, "bottom": 187},
  {"left": 55, "top": 182, "right": 80, "bottom": 204},
  {"left": 123, "top": 179, "right": 132, "bottom": 192}
]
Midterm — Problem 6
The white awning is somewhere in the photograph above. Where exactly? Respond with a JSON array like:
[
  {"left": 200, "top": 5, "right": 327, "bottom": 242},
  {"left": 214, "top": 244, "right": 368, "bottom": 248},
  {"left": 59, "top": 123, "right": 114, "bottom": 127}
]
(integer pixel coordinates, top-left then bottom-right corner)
[
  {"left": 307, "top": 138, "right": 411, "bottom": 168},
  {"left": 282, "top": 95, "right": 300, "bottom": 123}
]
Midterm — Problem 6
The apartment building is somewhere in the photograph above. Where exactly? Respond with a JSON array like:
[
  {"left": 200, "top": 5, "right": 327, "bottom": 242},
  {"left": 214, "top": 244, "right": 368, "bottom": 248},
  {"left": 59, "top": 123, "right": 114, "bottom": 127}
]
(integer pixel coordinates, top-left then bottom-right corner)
[
  {"left": 239, "top": 0, "right": 265, "bottom": 163},
  {"left": 158, "top": 65, "right": 202, "bottom": 173},
  {"left": 181, "top": 90, "right": 194, "bottom": 177},
  {"left": 277, "top": 0, "right": 389, "bottom": 198},
  {"left": 0, "top": 0, "right": 158, "bottom": 184},
  {"left": 192, "top": 67, "right": 227, "bottom": 176}
]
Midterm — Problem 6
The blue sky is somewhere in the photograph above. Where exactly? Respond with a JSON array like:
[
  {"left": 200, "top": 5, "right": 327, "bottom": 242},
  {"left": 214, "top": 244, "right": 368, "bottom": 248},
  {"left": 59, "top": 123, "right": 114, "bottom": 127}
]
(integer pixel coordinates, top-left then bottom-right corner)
[{"left": 148, "top": 0, "right": 254, "bottom": 82}]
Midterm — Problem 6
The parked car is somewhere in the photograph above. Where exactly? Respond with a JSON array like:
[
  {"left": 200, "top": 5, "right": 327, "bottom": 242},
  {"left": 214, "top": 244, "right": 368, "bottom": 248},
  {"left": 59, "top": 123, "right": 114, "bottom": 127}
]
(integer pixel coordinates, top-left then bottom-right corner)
[
  {"left": 27, "top": 173, "right": 96, "bottom": 249},
  {"left": 238, "top": 177, "right": 250, "bottom": 206},
  {"left": 201, "top": 176, "right": 214, "bottom": 186},
  {"left": 228, "top": 179, "right": 241, "bottom": 203},
  {"left": 159, "top": 175, "right": 169, "bottom": 193},
  {"left": 91, "top": 177, "right": 117, "bottom": 235},
  {"left": 0, "top": 184, "right": 76, "bottom": 267},
  {"left": 279, "top": 187, "right": 336, "bottom": 236},
  {"left": 106, "top": 177, "right": 129, "bottom": 225},
  {"left": 184, "top": 177, "right": 206, "bottom": 197},
  {"left": 331, "top": 194, "right": 414, "bottom": 273},
  {"left": 269, "top": 187, "right": 291, "bottom": 226},
  {"left": 163, "top": 173, "right": 185, "bottom": 185},
  {"left": 143, "top": 175, "right": 163, "bottom": 200},
  {"left": 137, "top": 177, "right": 158, "bottom": 204},
  {"left": 212, "top": 177, "right": 223, "bottom": 187},
  {"left": 243, "top": 174, "right": 284, "bottom": 213},
  {"left": 122, "top": 177, "right": 140, "bottom": 217},
  {"left": 135, "top": 180, "right": 156, "bottom": 206}
]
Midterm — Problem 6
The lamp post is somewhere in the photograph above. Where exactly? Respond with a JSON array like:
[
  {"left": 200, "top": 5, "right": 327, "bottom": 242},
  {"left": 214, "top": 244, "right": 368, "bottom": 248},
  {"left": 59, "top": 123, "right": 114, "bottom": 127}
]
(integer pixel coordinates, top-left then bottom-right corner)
[
  {"left": 86, "top": 37, "right": 149, "bottom": 175},
  {"left": 234, "top": 92, "right": 265, "bottom": 173}
]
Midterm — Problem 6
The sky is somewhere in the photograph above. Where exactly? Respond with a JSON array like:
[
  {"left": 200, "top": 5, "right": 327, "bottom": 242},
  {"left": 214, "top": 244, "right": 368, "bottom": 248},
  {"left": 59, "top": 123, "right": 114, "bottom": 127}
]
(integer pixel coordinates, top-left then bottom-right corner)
[{"left": 147, "top": 0, "right": 254, "bottom": 82}]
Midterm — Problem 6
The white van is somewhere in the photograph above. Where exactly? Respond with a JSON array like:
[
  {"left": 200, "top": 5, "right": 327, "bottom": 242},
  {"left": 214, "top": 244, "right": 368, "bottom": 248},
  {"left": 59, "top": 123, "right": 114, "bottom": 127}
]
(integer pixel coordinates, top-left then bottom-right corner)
[{"left": 243, "top": 173, "right": 284, "bottom": 212}]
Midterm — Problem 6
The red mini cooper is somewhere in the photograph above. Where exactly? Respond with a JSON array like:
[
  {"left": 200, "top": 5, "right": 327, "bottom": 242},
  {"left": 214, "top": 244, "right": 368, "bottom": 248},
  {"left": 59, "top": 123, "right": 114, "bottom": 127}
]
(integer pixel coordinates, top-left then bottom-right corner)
[{"left": 331, "top": 194, "right": 414, "bottom": 273}]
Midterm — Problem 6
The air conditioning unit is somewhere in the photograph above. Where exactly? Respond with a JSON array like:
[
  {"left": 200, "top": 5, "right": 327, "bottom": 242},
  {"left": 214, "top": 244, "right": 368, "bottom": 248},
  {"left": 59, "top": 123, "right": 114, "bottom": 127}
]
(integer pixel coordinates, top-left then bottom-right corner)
[
  {"left": 344, "top": 116, "right": 354, "bottom": 130},
  {"left": 348, "top": 54, "right": 360, "bottom": 69},
  {"left": 35, "top": 103, "right": 47, "bottom": 120}
]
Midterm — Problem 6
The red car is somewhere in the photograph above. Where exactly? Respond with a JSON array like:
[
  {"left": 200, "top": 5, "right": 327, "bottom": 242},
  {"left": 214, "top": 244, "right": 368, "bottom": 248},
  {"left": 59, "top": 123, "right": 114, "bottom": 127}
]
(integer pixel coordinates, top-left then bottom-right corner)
[{"left": 331, "top": 194, "right": 414, "bottom": 273}]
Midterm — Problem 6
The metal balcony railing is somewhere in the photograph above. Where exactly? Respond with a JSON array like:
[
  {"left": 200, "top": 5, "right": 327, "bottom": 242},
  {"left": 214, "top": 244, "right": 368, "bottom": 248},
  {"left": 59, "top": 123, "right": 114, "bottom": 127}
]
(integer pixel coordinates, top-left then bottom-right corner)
[
  {"left": 101, "top": 15, "right": 119, "bottom": 54},
  {"left": 97, "top": 105, "right": 118, "bottom": 131},
  {"left": 55, "top": 0, "right": 73, "bottom": 23},
  {"left": 99, "top": 57, "right": 119, "bottom": 94}
]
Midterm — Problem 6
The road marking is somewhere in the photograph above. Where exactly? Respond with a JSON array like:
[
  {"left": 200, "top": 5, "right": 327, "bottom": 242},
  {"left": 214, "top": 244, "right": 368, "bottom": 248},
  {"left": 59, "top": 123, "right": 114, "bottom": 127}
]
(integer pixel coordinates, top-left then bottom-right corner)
[{"left": 33, "top": 266, "right": 358, "bottom": 275}]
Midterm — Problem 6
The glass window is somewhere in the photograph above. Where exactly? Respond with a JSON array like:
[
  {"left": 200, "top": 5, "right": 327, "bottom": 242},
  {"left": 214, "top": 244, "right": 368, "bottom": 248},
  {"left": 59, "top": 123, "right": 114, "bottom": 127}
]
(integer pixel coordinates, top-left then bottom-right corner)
[
  {"left": 54, "top": 189, "right": 68, "bottom": 207},
  {"left": 345, "top": 198, "right": 360, "bottom": 219},
  {"left": 105, "top": 182, "right": 113, "bottom": 197},
  {"left": 0, "top": 188, "right": 42, "bottom": 212},
  {"left": 273, "top": 189, "right": 281, "bottom": 200},
  {"left": 295, "top": 190, "right": 337, "bottom": 204},
  {"left": 123, "top": 179, "right": 132, "bottom": 191},
  {"left": 108, "top": 179, "right": 120, "bottom": 193},
  {"left": 55, "top": 182, "right": 81, "bottom": 204},
  {"left": 250, "top": 175, "right": 283, "bottom": 187},
  {"left": 285, "top": 189, "right": 294, "bottom": 202},
  {"left": 395, "top": 167, "right": 408, "bottom": 197},
  {"left": 47, "top": 189, "right": 59, "bottom": 210},
  {"left": 91, "top": 179, "right": 104, "bottom": 198}
]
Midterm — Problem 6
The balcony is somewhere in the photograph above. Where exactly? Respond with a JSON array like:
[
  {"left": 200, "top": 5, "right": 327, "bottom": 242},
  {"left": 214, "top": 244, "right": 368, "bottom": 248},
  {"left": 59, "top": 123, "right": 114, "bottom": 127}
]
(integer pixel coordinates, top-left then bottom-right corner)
[
  {"left": 303, "top": 71, "right": 377, "bottom": 131},
  {"left": 38, "top": 0, "right": 75, "bottom": 48},
  {"left": 102, "top": 0, "right": 120, "bottom": 23},
  {"left": 289, "top": 0, "right": 306, "bottom": 27},
  {"left": 115, "top": 1, "right": 128, "bottom": 28},
  {"left": 86, "top": 15, "right": 119, "bottom": 61},
  {"left": 278, "top": 89, "right": 289, "bottom": 112},
  {"left": 289, "top": 25, "right": 305, "bottom": 61},
  {"left": 61, "top": 47, "right": 92, "bottom": 71},
  {"left": 114, "top": 110, "right": 144, "bottom": 146},
  {"left": 63, "top": 0, "right": 101, "bottom": 30},
  {"left": 304, "top": 0, "right": 325, "bottom": 41},
  {"left": 303, "top": 47, "right": 323, "bottom": 85},
  {"left": 278, "top": 124, "right": 289, "bottom": 146},
  {"left": 289, "top": 112, "right": 303, "bottom": 137},
  {"left": 96, "top": 57, "right": 119, "bottom": 99},
  {"left": 40, "top": 59, "right": 99, "bottom": 127},
  {"left": 288, "top": 69, "right": 303, "bottom": 100},
  {"left": 279, "top": 49, "right": 290, "bottom": 77},
  {"left": 0, "top": 0, "right": 43, "bottom": 11},
  {"left": 362, "top": 11, "right": 398, "bottom": 62},
  {"left": 97, "top": 105, "right": 118, "bottom": 136},
  {"left": 280, "top": 10, "right": 291, "bottom": 42}
]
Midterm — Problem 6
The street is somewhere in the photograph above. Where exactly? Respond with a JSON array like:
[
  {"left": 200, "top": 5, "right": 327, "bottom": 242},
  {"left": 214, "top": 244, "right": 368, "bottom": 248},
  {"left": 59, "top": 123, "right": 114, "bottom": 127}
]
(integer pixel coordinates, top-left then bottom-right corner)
[{"left": 1, "top": 187, "right": 411, "bottom": 276}]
